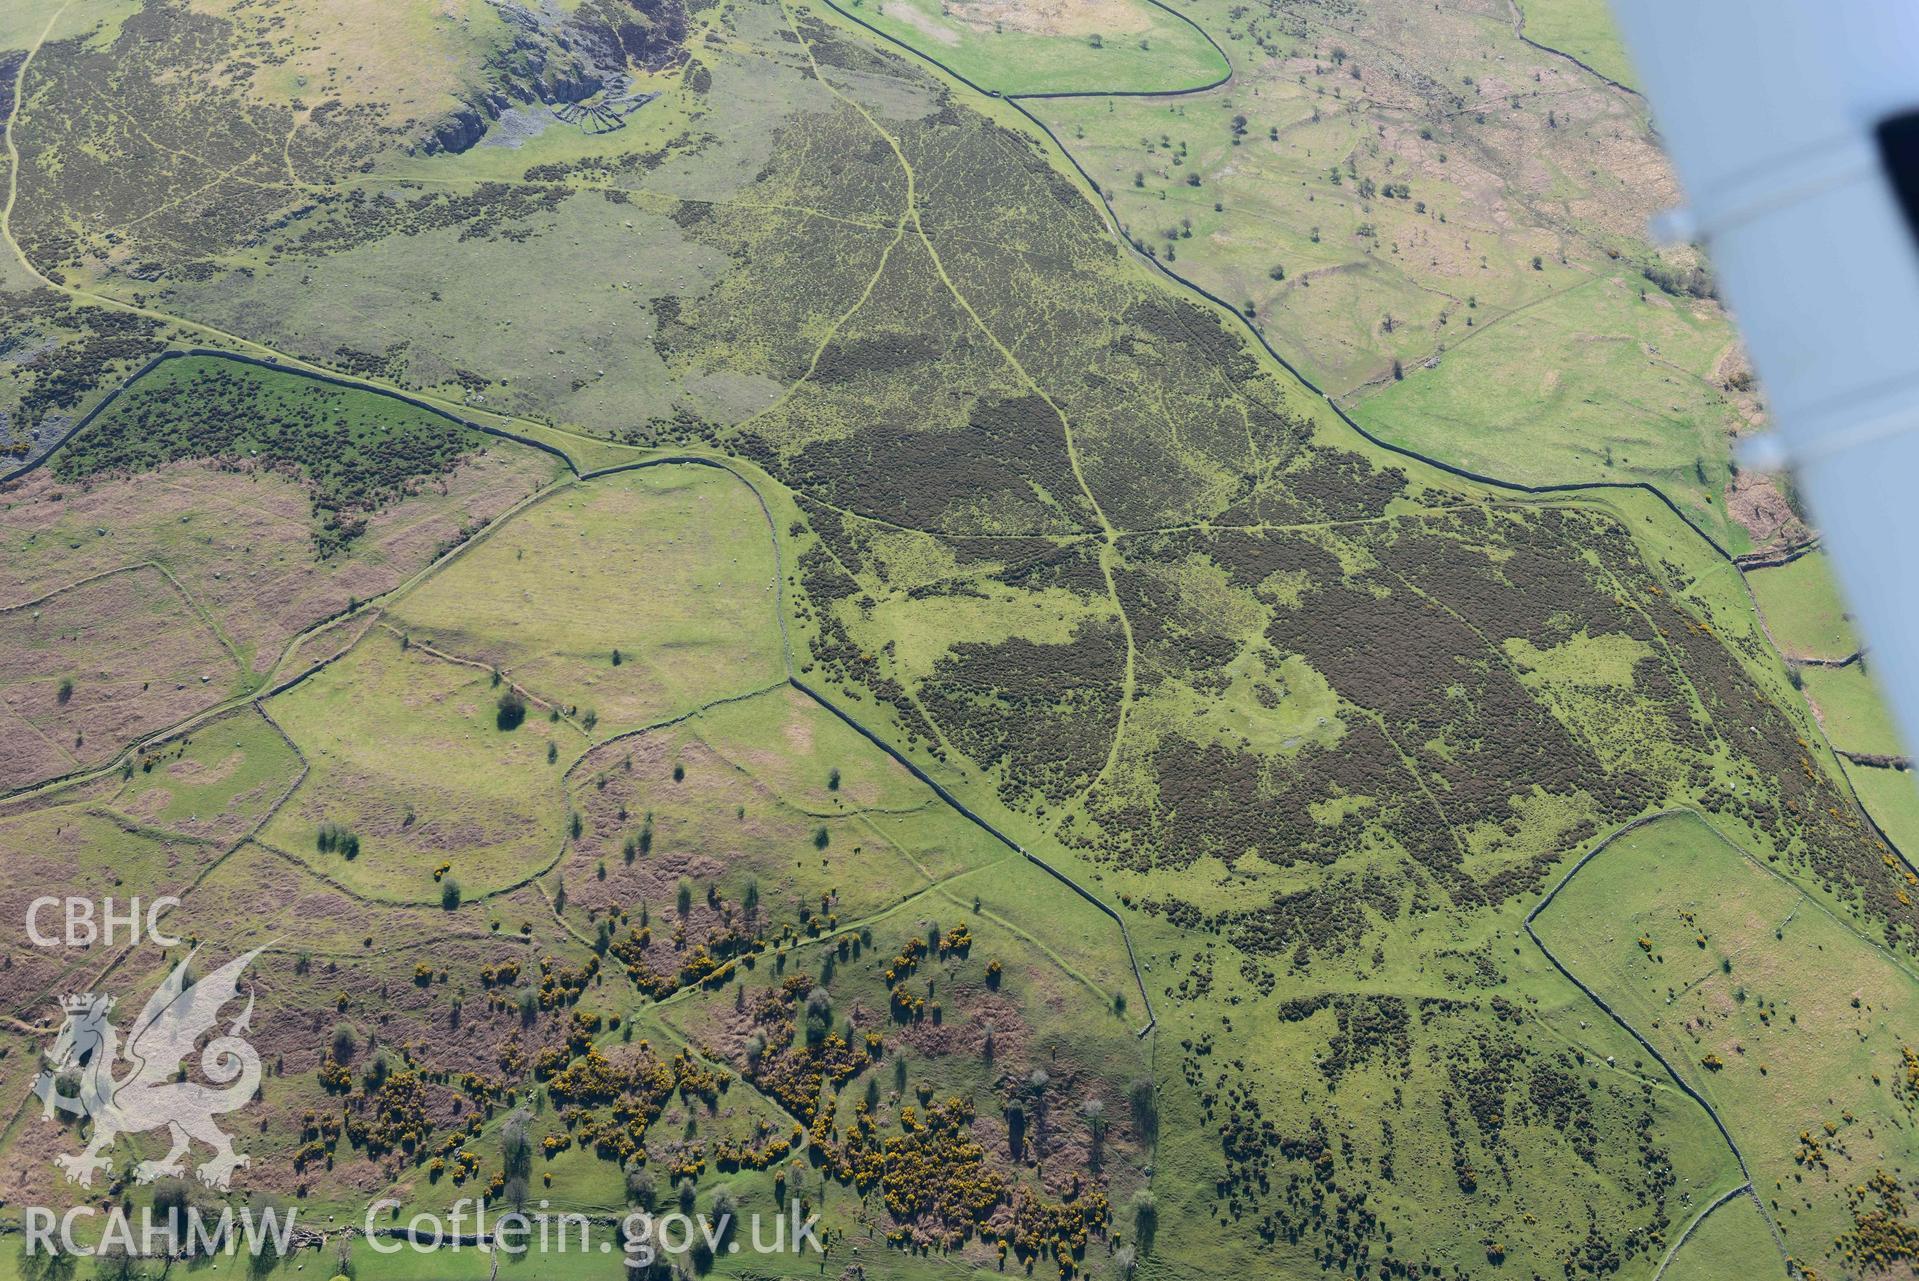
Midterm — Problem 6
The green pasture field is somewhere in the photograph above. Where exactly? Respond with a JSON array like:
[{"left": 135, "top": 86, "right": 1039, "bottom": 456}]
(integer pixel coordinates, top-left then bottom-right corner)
[
  {"left": 272, "top": 609, "right": 383, "bottom": 686},
  {"left": 1351, "top": 276, "right": 1741, "bottom": 546},
  {"left": 1514, "top": 0, "right": 1643, "bottom": 92},
  {"left": 258, "top": 635, "right": 576, "bottom": 903},
  {"left": 1534, "top": 811, "right": 1919, "bottom": 1275},
  {"left": 0, "top": 0, "right": 139, "bottom": 59},
  {"left": 1851, "top": 763, "right": 1919, "bottom": 856},
  {"left": 389, "top": 465, "right": 785, "bottom": 737},
  {"left": 1660, "top": 1192, "right": 1784, "bottom": 1281},
  {"left": 1746, "top": 552, "right": 1861, "bottom": 660},
  {"left": 848, "top": 0, "right": 1226, "bottom": 95},
  {"left": 1802, "top": 661, "right": 1909, "bottom": 759},
  {"left": 101, "top": 706, "right": 304, "bottom": 844},
  {"left": 688, "top": 683, "right": 931, "bottom": 815}
]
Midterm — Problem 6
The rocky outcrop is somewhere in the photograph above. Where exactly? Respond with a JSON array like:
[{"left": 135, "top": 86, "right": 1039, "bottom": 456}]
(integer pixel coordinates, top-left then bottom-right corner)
[
  {"left": 491, "top": 4, "right": 601, "bottom": 105},
  {"left": 422, "top": 101, "right": 497, "bottom": 155},
  {"left": 415, "top": 0, "right": 686, "bottom": 154},
  {"left": 575, "top": 0, "right": 689, "bottom": 72}
]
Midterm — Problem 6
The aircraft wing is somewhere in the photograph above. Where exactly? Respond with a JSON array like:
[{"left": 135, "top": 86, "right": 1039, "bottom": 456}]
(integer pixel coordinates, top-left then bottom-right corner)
[{"left": 1608, "top": 0, "right": 1919, "bottom": 761}]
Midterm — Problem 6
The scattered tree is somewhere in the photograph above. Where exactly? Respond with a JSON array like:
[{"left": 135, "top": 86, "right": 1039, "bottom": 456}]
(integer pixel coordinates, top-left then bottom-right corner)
[
  {"left": 1129, "top": 1076, "right": 1159, "bottom": 1144},
  {"left": 502, "top": 1116, "right": 533, "bottom": 1181},
  {"left": 626, "top": 1165, "right": 657, "bottom": 1209}
]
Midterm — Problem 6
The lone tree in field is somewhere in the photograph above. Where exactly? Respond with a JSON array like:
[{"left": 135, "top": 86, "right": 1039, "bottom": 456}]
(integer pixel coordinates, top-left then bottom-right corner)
[
  {"left": 1133, "top": 1189, "right": 1158, "bottom": 1251},
  {"left": 1082, "top": 1097, "right": 1108, "bottom": 1170},
  {"left": 496, "top": 687, "right": 527, "bottom": 731},
  {"left": 503, "top": 1115, "right": 533, "bottom": 1181},
  {"left": 1129, "top": 1076, "right": 1158, "bottom": 1144}
]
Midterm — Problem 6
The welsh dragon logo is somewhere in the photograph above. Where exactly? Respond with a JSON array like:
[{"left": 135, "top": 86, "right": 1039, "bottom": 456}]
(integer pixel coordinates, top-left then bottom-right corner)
[{"left": 33, "top": 948, "right": 265, "bottom": 1190}]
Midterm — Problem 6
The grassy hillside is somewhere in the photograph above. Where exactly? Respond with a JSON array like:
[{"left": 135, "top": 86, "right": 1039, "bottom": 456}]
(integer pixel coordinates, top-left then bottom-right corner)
[
  {"left": 1535, "top": 812, "right": 1919, "bottom": 1276},
  {"left": 1661, "top": 1192, "right": 1785, "bottom": 1280},
  {"left": 851, "top": 0, "right": 1226, "bottom": 94},
  {"left": 1804, "top": 661, "right": 1909, "bottom": 759},
  {"left": 1516, "top": 0, "right": 1643, "bottom": 91},
  {"left": 2, "top": 0, "right": 1915, "bottom": 1275},
  {"left": 1024, "top": 0, "right": 1765, "bottom": 550},
  {"left": 1747, "top": 550, "right": 1861, "bottom": 660},
  {"left": 1852, "top": 763, "right": 1919, "bottom": 855}
]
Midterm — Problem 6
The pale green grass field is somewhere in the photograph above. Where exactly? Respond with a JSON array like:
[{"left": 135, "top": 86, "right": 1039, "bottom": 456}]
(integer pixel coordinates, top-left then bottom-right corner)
[
  {"left": 0, "top": 0, "right": 138, "bottom": 52},
  {"left": 688, "top": 684, "right": 930, "bottom": 815},
  {"left": 1850, "top": 763, "right": 1919, "bottom": 856},
  {"left": 390, "top": 465, "right": 785, "bottom": 737},
  {"left": 1661, "top": 1191, "right": 1784, "bottom": 1281},
  {"left": 1514, "top": 0, "right": 1642, "bottom": 92},
  {"left": 1746, "top": 552, "right": 1860, "bottom": 660},
  {"left": 1803, "top": 662, "right": 1909, "bottom": 759},
  {"left": 850, "top": 0, "right": 1225, "bottom": 95},
  {"left": 1352, "top": 277, "right": 1740, "bottom": 545},
  {"left": 260, "top": 636, "right": 574, "bottom": 902},
  {"left": 103, "top": 705, "right": 302, "bottom": 841},
  {"left": 1535, "top": 811, "right": 1919, "bottom": 1275}
]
